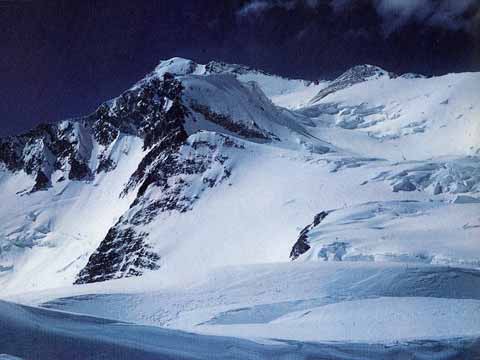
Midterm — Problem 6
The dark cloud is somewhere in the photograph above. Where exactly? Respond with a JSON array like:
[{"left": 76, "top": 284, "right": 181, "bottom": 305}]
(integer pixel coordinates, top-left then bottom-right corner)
[
  {"left": 238, "top": 0, "right": 480, "bottom": 35},
  {"left": 237, "top": 0, "right": 316, "bottom": 16},
  {"left": 368, "top": 0, "right": 477, "bottom": 35}
]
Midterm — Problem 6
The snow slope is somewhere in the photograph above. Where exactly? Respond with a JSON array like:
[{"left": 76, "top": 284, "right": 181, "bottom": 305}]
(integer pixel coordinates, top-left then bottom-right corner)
[
  {"left": 203, "top": 297, "right": 480, "bottom": 342},
  {"left": 6, "top": 261, "right": 480, "bottom": 351},
  {"left": 2, "top": 299, "right": 477, "bottom": 360}
]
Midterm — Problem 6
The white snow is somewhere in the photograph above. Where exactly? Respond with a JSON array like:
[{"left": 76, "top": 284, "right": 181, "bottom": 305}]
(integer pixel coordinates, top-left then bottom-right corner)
[
  {"left": 197, "top": 297, "right": 480, "bottom": 342},
  {"left": 6, "top": 261, "right": 480, "bottom": 347},
  {"left": 297, "top": 200, "right": 480, "bottom": 267},
  {"left": 2, "top": 297, "right": 475, "bottom": 360},
  {"left": 302, "top": 72, "right": 480, "bottom": 161}
]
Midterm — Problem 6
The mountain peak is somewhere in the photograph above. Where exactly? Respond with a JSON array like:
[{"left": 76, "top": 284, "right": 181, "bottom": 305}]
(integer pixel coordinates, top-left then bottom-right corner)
[
  {"left": 152, "top": 58, "right": 265, "bottom": 79},
  {"left": 337, "top": 64, "right": 394, "bottom": 82},
  {"left": 153, "top": 57, "right": 203, "bottom": 77}
]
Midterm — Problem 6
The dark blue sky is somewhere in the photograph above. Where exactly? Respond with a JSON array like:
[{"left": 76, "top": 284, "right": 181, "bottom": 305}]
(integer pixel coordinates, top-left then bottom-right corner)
[{"left": 1, "top": 0, "right": 479, "bottom": 136}]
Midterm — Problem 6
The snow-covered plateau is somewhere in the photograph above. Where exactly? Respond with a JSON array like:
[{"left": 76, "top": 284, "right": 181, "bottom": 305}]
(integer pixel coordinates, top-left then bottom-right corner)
[{"left": 0, "top": 57, "right": 479, "bottom": 359}]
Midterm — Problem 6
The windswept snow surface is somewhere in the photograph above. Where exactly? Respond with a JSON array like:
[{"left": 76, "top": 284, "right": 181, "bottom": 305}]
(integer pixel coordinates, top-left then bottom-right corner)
[
  {"left": 0, "top": 58, "right": 479, "bottom": 357},
  {"left": 2, "top": 300, "right": 477, "bottom": 360},
  {"left": 5, "top": 262, "right": 480, "bottom": 358}
]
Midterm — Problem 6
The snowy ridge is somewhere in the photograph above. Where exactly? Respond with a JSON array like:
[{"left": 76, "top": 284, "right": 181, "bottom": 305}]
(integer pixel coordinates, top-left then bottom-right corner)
[
  {"left": 149, "top": 57, "right": 330, "bottom": 109},
  {"left": 309, "top": 64, "right": 395, "bottom": 103}
]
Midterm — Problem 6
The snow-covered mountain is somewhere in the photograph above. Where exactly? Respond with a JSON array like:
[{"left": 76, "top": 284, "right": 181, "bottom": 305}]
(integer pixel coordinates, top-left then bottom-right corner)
[
  {"left": 0, "top": 60, "right": 332, "bottom": 291},
  {"left": 1, "top": 57, "right": 479, "bottom": 358}
]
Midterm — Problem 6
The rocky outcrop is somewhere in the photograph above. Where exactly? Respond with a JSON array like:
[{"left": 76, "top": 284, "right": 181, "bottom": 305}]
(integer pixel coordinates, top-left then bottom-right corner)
[
  {"left": 75, "top": 227, "right": 160, "bottom": 284},
  {"left": 89, "top": 72, "right": 186, "bottom": 149},
  {"left": 290, "top": 211, "right": 329, "bottom": 260},
  {"left": 74, "top": 74, "right": 193, "bottom": 283},
  {"left": 190, "top": 103, "right": 270, "bottom": 140},
  {"left": 0, "top": 120, "right": 93, "bottom": 192}
]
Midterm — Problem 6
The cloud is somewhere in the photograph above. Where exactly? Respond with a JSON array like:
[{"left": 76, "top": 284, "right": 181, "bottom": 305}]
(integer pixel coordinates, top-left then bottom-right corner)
[
  {"left": 238, "top": 0, "right": 479, "bottom": 35},
  {"left": 237, "top": 0, "right": 318, "bottom": 17},
  {"left": 237, "top": 1, "right": 275, "bottom": 16},
  {"left": 334, "top": 0, "right": 479, "bottom": 35}
]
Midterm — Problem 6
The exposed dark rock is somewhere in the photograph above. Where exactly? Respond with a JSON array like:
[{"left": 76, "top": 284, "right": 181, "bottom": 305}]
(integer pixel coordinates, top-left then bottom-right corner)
[
  {"left": 90, "top": 72, "right": 187, "bottom": 151},
  {"left": 74, "top": 74, "right": 238, "bottom": 284},
  {"left": 190, "top": 102, "right": 270, "bottom": 140},
  {"left": 0, "top": 120, "right": 93, "bottom": 192},
  {"left": 123, "top": 129, "right": 188, "bottom": 198},
  {"left": 290, "top": 211, "right": 329, "bottom": 260},
  {"left": 74, "top": 74, "right": 195, "bottom": 283},
  {"left": 92, "top": 115, "right": 119, "bottom": 146},
  {"left": 0, "top": 138, "right": 23, "bottom": 171},
  {"left": 96, "top": 156, "right": 116, "bottom": 174},
  {"left": 75, "top": 227, "right": 160, "bottom": 284},
  {"left": 30, "top": 170, "right": 51, "bottom": 192},
  {"left": 68, "top": 157, "right": 92, "bottom": 181}
]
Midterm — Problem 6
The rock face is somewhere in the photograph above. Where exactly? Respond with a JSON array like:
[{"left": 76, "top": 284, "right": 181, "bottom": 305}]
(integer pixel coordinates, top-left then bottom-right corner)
[
  {"left": 90, "top": 72, "right": 187, "bottom": 150},
  {"left": 75, "top": 228, "right": 160, "bottom": 283},
  {"left": 190, "top": 103, "right": 270, "bottom": 140},
  {"left": 290, "top": 211, "right": 329, "bottom": 260},
  {"left": 0, "top": 120, "right": 93, "bottom": 192}
]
